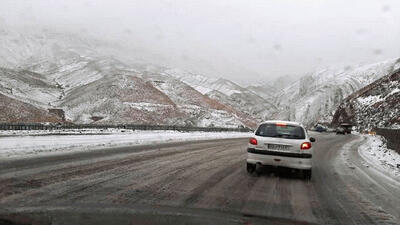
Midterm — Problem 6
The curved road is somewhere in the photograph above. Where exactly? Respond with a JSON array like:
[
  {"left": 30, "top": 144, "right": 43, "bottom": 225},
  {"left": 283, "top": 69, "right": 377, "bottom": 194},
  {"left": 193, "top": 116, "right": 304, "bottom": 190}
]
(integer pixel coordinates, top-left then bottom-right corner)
[{"left": 0, "top": 133, "right": 399, "bottom": 224}]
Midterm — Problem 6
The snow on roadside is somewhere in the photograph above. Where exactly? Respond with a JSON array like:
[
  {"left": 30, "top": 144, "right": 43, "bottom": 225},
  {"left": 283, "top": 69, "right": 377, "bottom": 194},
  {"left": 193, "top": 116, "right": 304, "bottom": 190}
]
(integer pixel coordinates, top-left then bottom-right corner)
[
  {"left": 0, "top": 130, "right": 252, "bottom": 159},
  {"left": 0, "top": 128, "right": 135, "bottom": 137},
  {"left": 358, "top": 134, "right": 400, "bottom": 178}
]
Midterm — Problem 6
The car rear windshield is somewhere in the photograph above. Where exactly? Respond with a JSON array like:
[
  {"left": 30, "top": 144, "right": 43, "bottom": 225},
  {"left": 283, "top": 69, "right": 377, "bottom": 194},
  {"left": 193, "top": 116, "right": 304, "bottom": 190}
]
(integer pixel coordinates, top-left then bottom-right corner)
[{"left": 255, "top": 123, "right": 305, "bottom": 139}]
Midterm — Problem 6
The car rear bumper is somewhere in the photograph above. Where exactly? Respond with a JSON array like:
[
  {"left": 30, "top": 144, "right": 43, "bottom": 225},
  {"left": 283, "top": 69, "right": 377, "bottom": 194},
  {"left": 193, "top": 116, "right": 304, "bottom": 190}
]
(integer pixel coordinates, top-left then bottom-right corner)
[{"left": 247, "top": 148, "right": 312, "bottom": 170}]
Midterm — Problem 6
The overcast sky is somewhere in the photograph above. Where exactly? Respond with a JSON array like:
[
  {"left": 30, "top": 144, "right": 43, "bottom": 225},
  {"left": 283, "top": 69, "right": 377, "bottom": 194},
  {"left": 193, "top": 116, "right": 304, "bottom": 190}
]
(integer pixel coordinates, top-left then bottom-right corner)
[{"left": 1, "top": 0, "right": 400, "bottom": 85}]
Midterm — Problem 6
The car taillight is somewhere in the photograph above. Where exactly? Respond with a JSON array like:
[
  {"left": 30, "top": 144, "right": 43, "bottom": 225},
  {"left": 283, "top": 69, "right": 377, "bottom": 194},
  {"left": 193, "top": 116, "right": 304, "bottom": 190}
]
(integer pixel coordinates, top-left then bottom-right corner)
[
  {"left": 249, "top": 138, "right": 257, "bottom": 145},
  {"left": 300, "top": 142, "right": 311, "bottom": 150}
]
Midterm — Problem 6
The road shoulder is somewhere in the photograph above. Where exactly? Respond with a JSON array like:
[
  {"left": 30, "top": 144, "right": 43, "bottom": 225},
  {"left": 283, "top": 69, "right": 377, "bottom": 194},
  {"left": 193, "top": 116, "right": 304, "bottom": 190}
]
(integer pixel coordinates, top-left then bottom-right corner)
[{"left": 335, "top": 134, "right": 400, "bottom": 223}]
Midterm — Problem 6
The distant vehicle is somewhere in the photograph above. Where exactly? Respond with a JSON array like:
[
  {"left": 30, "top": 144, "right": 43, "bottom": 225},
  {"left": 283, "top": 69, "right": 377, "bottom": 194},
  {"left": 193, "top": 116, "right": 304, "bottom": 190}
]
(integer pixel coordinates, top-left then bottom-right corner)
[
  {"left": 315, "top": 125, "right": 327, "bottom": 132},
  {"left": 336, "top": 127, "right": 346, "bottom": 135},
  {"left": 247, "top": 120, "right": 315, "bottom": 179},
  {"left": 340, "top": 123, "right": 353, "bottom": 134}
]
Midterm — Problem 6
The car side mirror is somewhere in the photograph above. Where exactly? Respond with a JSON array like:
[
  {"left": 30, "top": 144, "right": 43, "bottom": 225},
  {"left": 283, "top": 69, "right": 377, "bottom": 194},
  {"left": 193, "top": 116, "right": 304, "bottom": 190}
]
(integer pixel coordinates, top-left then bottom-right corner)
[{"left": 310, "top": 137, "right": 316, "bottom": 142}]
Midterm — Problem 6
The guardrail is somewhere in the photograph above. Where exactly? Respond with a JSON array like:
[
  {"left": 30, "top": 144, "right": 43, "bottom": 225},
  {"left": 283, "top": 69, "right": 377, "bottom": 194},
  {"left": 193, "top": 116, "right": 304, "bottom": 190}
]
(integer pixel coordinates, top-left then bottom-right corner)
[
  {"left": 374, "top": 128, "right": 400, "bottom": 154},
  {"left": 0, "top": 123, "right": 252, "bottom": 133}
]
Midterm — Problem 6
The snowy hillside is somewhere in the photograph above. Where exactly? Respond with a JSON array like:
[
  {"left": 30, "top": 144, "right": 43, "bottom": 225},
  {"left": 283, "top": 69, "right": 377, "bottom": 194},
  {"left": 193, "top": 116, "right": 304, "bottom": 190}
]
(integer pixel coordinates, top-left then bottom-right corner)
[
  {"left": 246, "top": 84, "right": 277, "bottom": 102},
  {"left": 167, "top": 68, "right": 279, "bottom": 122},
  {"left": 165, "top": 68, "right": 243, "bottom": 96},
  {"left": 332, "top": 68, "right": 400, "bottom": 129},
  {"left": 142, "top": 71, "right": 256, "bottom": 128},
  {"left": 0, "top": 93, "right": 62, "bottom": 123},
  {"left": 275, "top": 58, "right": 400, "bottom": 127},
  {"left": 169, "top": 59, "right": 400, "bottom": 128},
  {"left": 0, "top": 28, "right": 256, "bottom": 128},
  {"left": 0, "top": 67, "right": 60, "bottom": 107}
]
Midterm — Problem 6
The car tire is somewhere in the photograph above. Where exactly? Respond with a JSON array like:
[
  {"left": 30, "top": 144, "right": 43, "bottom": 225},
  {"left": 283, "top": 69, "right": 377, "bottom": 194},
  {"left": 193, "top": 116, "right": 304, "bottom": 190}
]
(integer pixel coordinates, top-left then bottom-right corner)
[
  {"left": 247, "top": 163, "right": 256, "bottom": 174},
  {"left": 263, "top": 165, "right": 274, "bottom": 175},
  {"left": 302, "top": 169, "right": 312, "bottom": 180}
]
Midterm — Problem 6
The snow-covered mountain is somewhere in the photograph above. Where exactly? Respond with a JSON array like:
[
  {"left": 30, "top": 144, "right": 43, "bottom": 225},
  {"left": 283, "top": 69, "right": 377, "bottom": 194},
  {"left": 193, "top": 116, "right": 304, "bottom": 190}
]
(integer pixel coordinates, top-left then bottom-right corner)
[
  {"left": 332, "top": 68, "right": 400, "bottom": 129},
  {"left": 166, "top": 68, "right": 244, "bottom": 96},
  {"left": 167, "top": 68, "right": 279, "bottom": 122},
  {"left": 246, "top": 84, "right": 278, "bottom": 103},
  {"left": 274, "top": 58, "right": 400, "bottom": 127},
  {"left": 168, "top": 60, "right": 400, "bottom": 128},
  {"left": 0, "top": 28, "right": 257, "bottom": 128},
  {"left": 1, "top": 27, "right": 399, "bottom": 129}
]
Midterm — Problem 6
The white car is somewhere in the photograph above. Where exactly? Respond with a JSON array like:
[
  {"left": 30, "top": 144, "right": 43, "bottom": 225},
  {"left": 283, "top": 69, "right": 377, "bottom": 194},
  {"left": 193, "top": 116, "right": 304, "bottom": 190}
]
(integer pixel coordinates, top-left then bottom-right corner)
[{"left": 246, "top": 120, "right": 315, "bottom": 179}]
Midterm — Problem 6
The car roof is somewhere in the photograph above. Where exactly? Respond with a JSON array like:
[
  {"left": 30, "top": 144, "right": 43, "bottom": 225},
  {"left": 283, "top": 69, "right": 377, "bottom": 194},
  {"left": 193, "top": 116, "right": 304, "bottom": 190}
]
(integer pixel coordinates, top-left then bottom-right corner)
[{"left": 259, "top": 120, "right": 303, "bottom": 127}]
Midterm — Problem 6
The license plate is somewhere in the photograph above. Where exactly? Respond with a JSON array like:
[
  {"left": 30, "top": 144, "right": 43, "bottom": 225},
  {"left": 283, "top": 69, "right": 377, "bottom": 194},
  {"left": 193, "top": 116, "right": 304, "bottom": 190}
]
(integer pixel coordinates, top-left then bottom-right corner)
[{"left": 266, "top": 144, "right": 290, "bottom": 151}]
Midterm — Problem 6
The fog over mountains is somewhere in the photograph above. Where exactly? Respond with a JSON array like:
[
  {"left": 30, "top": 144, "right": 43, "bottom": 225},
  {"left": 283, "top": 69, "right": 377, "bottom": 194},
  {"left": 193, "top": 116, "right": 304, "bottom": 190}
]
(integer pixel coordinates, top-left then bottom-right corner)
[{"left": 0, "top": 27, "right": 399, "bottom": 128}]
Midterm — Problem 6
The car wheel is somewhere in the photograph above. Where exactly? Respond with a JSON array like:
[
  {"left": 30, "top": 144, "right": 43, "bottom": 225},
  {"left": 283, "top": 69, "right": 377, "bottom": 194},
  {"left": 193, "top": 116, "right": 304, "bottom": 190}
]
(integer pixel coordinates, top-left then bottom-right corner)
[
  {"left": 302, "top": 169, "right": 312, "bottom": 180},
  {"left": 247, "top": 163, "right": 256, "bottom": 174}
]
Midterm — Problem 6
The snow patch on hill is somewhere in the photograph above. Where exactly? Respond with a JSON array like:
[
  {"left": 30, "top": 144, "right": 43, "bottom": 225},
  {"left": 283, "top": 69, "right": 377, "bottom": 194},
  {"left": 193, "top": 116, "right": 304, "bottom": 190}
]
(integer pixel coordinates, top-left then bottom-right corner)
[{"left": 357, "top": 95, "right": 384, "bottom": 106}]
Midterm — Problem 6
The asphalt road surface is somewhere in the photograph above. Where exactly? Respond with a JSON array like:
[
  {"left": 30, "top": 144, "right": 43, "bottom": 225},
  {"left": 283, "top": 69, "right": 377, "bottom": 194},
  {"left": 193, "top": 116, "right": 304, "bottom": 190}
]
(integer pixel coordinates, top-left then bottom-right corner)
[{"left": 0, "top": 133, "right": 399, "bottom": 225}]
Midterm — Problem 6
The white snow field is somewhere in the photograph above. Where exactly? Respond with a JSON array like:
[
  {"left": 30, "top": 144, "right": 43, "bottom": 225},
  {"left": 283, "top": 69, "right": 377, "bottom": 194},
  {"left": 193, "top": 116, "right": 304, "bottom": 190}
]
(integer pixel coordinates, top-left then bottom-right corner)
[
  {"left": 359, "top": 134, "right": 400, "bottom": 178},
  {"left": 0, "top": 130, "right": 251, "bottom": 159}
]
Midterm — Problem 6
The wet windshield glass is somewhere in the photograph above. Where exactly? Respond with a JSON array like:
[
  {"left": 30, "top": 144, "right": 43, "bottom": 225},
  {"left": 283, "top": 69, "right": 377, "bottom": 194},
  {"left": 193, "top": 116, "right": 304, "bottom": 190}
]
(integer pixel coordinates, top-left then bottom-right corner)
[
  {"left": 255, "top": 124, "right": 305, "bottom": 139},
  {"left": 1, "top": 1, "right": 400, "bottom": 225}
]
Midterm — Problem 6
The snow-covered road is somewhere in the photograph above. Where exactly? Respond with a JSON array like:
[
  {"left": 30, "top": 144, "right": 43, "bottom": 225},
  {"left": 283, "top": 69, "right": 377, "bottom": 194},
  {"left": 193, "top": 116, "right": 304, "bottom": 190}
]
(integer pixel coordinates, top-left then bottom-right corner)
[
  {"left": 0, "top": 130, "right": 251, "bottom": 159},
  {"left": 1, "top": 132, "right": 399, "bottom": 224}
]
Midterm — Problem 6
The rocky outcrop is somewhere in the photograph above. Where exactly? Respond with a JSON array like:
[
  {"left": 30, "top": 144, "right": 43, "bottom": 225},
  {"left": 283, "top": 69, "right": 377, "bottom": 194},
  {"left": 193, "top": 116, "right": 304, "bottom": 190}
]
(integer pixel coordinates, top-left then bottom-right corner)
[{"left": 332, "top": 68, "right": 400, "bottom": 129}]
